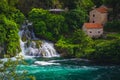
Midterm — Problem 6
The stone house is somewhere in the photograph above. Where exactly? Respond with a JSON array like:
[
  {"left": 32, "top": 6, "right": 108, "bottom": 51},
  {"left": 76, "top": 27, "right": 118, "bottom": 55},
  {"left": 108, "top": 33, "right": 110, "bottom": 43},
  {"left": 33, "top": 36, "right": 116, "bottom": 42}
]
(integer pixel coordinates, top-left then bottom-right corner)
[
  {"left": 82, "top": 23, "right": 103, "bottom": 38},
  {"left": 89, "top": 5, "right": 108, "bottom": 25},
  {"left": 82, "top": 5, "right": 108, "bottom": 38}
]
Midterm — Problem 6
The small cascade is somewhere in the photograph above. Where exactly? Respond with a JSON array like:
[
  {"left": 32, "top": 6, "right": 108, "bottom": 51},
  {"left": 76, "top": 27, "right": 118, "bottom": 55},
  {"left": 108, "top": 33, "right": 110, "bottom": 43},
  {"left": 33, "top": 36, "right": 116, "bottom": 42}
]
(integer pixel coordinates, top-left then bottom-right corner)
[{"left": 19, "top": 20, "right": 59, "bottom": 58}]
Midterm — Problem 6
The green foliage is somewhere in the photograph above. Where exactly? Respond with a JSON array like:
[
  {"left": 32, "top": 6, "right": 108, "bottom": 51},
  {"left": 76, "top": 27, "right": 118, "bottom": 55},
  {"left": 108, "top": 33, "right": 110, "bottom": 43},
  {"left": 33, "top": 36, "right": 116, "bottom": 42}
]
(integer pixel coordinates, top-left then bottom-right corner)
[
  {"left": 29, "top": 8, "right": 49, "bottom": 22},
  {"left": 33, "top": 40, "right": 42, "bottom": 48},
  {"left": 64, "top": 8, "right": 88, "bottom": 32},
  {"left": 29, "top": 8, "right": 67, "bottom": 41},
  {"left": 0, "top": 0, "right": 9, "bottom": 13},
  {"left": 34, "top": 21, "right": 47, "bottom": 36},
  {"left": 0, "top": 0, "right": 25, "bottom": 56},
  {"left": 11, "top": 10, "right": 25, "bottom": 25},
  {"left": 59, "top": 0, "right": 94, "bottom": 10},
  {"left": 2, "top": 17, "right": 21, "bottom": 56},
  {"left": 0, "top": 55, "right": 36, "bottom": 80},
  {"left": 91, "top": 0, "right": 105, "bottom": 7},
  {"left": 47, "top": 14, "right": 67, "bottom": 39},
  {"left": 56, "top": 36, "right": 78, "bottom": 57},
  {"left": 0, "top": 0, "right": 25, "bottom": 25},
  {"left": 17, "top": 0, "right": 53, "bottom": 15},
  {"left": 7, "top": 0, "right": 18, "bottom": 7},
  {"left": 0, "top": 0, "right": 19, "bottom": 14},
  {"left": 104, "top": 20, "right": 120, "bottom": 32},
  {"left": 104, "top": 0, "right": 120, "bottom": 20},
  {"left": 88, "top": 39, "right": 120, "bottom": 63},
  {"left": 0, "top": 25, "right": 6, "bottom": 45},
  {"left": 56, "top": 29, "right": 94, "bottom": 58},
  {"left": 76, "top": 0, "right": 95, "bottom": 10},
  {"left": 56, "top": 37, "right": 77, "bottom": 49},
  {"left": 52, "top": 0, "right": 62, "bottom": 8},
  {"left": 71, "top": 29, "right": 94, "bottom": 57},
  {"left": 106, "top": 33, "right": 120, "bottom": 39}
]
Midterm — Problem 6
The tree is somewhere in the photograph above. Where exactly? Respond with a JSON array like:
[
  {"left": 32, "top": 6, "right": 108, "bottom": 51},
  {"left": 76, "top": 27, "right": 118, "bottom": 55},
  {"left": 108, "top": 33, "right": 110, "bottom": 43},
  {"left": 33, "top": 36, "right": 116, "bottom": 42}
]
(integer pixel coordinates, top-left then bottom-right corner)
[
  {"left": 47, "top": 14, "right": 67, "bottom": 39},
  {"left": 76, "top": 0, "right": 94, "bottom": 10},
  {"left": 4, "top": 19, "right": 21, "bottom": 56},
  {"left": 52, "top": 0, "right": 62, "bottom": 8},
  {"left": 104, "top": 0, "right": 120, "bottom": 20},
  {"left": 92, "top": 0, "right": 120, "bottom": 20},
  {"left": 59, "top": 0, "right": 94, "bottom": 10},
  {"left": 29, "top": 8, "right": 67, "bottom": 41},
  {"left": 56, "top": 29, "right": 94, "bottom": 58},
  {"left": 89, "top": 39, "right": 120, "bottom": 63},
  {"left": 64, "top": 8, "right": 88, "bottom": 32},
  {"left": 91, "top": 0, "right": 105, "bottom": 7},
  {"left": 71, "top": 29, "right": 94, "bottom": 57},
  {"left": 0, "top": 0, "right": 9, "bottom": 13},
  {"left": 17, "top": 0, "right": 53, "bottom": 15},
  {"left": 0, "top": 0, "right": 25, "bottom": 56},
  {"left": 0, "top": 55, "right": 35, "bottom": 80}
]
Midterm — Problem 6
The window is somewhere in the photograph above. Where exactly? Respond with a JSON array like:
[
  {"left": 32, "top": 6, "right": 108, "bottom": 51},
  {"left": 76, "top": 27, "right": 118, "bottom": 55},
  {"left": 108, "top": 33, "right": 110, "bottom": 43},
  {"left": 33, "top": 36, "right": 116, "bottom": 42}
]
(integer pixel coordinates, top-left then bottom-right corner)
[
  {"left": 93, "top": 21, "right": 95, "bottom": 23},
  {"left": 93, "top": 14, "right": 95, "bottom": 17},
  {"left": 98, "top": 31, "right": 100, "bottom": 33},
  {"left": 89, "top": 31, "right": 92, "bottom": 33}
]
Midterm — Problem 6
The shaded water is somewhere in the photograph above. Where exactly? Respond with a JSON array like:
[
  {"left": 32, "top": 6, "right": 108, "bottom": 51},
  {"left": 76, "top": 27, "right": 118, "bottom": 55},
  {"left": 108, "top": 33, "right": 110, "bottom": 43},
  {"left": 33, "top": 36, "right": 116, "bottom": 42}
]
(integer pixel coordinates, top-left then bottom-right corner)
[{"left": 17, "top": 58, "right": 120, "bottom": 80}]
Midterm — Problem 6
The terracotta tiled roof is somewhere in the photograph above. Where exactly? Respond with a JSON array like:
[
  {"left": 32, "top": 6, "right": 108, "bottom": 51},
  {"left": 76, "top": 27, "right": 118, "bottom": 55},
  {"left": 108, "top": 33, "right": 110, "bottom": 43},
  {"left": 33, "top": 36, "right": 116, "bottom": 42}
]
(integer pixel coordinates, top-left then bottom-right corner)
[
  {"left": 84, "top": 23, "right": 103, "bottom": 29},
  {"left": 96, "top": 6, "right": 108, "bottom": 13}
]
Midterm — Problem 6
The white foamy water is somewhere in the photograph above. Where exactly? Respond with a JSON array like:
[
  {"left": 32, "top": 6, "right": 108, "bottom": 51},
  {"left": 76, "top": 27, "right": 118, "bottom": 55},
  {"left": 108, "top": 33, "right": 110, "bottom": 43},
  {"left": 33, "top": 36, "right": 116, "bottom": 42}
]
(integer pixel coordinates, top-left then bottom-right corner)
[
  {"left": 18, "top": 21, "right": 59, "bottom": 59},
  {"left": 34, "top": 61, "right": 60, "bottom": 66}
]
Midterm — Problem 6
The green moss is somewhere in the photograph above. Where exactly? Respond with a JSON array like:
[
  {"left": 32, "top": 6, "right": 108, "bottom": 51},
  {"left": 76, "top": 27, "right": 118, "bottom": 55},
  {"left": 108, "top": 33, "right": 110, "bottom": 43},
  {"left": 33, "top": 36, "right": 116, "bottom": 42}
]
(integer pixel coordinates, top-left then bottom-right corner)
[
  {"left": 33, "top": 40, "right": 42, "bottom": 48},
  {"left": 26, "top": 40, "right": 31, "bottom": 47},
  {"left": 21, "top": 35, "right": 27, "bottom": 42}
]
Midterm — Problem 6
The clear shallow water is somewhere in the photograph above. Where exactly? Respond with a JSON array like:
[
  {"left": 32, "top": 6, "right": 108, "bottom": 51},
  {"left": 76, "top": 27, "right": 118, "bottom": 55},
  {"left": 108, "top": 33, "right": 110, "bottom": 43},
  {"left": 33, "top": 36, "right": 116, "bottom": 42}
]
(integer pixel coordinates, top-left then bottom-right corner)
[{"left": 17, "top": 58, "right": 120, "bottom": 80}]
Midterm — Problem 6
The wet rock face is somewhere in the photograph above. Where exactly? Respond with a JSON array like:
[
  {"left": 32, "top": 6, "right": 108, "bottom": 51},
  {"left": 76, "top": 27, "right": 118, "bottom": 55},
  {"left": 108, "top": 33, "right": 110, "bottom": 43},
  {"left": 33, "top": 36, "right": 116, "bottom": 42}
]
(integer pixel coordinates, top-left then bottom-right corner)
[
  {"left": 0, "top": 46, "right": 4, "bottom": 58},
  {"left": 0, "top": 47, "right": 2, "bottom": 53}
]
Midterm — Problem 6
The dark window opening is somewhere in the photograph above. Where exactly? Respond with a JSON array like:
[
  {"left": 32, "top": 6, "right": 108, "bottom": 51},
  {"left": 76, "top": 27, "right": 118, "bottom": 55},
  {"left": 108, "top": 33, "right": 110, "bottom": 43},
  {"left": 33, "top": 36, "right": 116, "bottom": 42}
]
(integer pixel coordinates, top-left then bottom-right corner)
[
  {"left": 98, "top": 31, "right": 100, "bottom": 33},
  {"left": 89, "top": 31, "right": 92, "bottom": 33},
  {"left": 93, "top": 14, "right": 95, "bottom": 17},
  {"left": 93, "top": 21, "right": 95, "bottom": 23}
]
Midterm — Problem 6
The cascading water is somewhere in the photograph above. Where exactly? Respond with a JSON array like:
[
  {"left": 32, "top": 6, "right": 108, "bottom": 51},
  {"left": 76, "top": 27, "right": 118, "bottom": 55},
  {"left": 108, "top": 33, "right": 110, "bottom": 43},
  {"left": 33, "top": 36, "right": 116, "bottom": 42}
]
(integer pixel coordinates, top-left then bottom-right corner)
[{"left": 18, "top": 20, "right": 59, "bottom": 58}]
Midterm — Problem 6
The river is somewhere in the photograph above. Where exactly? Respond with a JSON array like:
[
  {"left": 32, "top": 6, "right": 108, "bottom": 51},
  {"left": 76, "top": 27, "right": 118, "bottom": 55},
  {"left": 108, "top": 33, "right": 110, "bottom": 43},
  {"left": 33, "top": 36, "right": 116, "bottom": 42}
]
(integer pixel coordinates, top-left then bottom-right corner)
[{"left": 17, "top": 57, "right": 120, "bottom": 80}]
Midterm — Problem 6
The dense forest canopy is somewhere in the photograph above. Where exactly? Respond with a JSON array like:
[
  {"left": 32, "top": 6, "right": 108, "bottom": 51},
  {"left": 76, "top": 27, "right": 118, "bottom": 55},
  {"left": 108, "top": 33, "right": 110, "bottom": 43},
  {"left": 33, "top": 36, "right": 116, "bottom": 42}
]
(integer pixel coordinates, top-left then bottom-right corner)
[
  {"left": 17, "top": 0, "right": 120, "bottom": 20},
  {"left": 0, "top": 0, "right": 25, "bottom": 57}
]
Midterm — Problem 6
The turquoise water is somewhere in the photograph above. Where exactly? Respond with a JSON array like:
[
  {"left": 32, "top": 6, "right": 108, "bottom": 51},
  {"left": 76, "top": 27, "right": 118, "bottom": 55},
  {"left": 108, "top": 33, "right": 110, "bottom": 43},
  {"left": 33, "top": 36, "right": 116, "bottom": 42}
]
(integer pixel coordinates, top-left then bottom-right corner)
[{"left": 17, "top": 58, "right": 120, "bottom": 80}]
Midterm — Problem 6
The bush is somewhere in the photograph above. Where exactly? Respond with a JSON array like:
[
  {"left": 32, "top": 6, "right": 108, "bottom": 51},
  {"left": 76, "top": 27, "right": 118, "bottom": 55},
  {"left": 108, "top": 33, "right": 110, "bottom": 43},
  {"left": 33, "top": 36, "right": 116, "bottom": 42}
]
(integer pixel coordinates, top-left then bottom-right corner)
[
  {"left": 56, "top": 29, "right": 94, "bottom": 58},
  {"left": 0, "top": 15, "right": 21, "bottom": 57},
  {"left": 104, "top": 20, "right": 120, "bottom": 32},
  {"left": 11, "top": 10, "right": 25, "bottom": 25},
  {"left": 28, "top": 8, "right": 67, "bottom": 41},
  {"left": 88, "top": 39, "right": 120, "bottom": 63},
  {"left": 0, "top": 55, "right": 35, "bottom": 80},
  {"left": 63, "top": 8, "right": 88, "bottom": 32}
]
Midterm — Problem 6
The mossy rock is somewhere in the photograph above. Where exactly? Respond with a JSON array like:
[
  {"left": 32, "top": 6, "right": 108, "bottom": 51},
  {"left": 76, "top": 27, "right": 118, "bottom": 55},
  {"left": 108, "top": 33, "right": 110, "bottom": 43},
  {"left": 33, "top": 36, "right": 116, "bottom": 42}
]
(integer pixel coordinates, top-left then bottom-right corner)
[
  {"left": 21, "top": 34, "right": 27, "bottom": 42},
  {"left": 33, "top": 40, "right": 42, "bottom": 48},
  {"left": 26, "top": 40, "right": 31, "bottom": 47}
]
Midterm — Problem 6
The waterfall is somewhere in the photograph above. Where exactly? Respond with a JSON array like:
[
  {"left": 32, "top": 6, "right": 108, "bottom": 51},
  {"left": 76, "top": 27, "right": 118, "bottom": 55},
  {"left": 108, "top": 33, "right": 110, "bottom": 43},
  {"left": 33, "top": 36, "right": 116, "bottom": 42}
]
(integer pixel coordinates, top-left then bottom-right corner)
[{"left": 18, "top": 21, "right": 59, "bottom": 58}]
